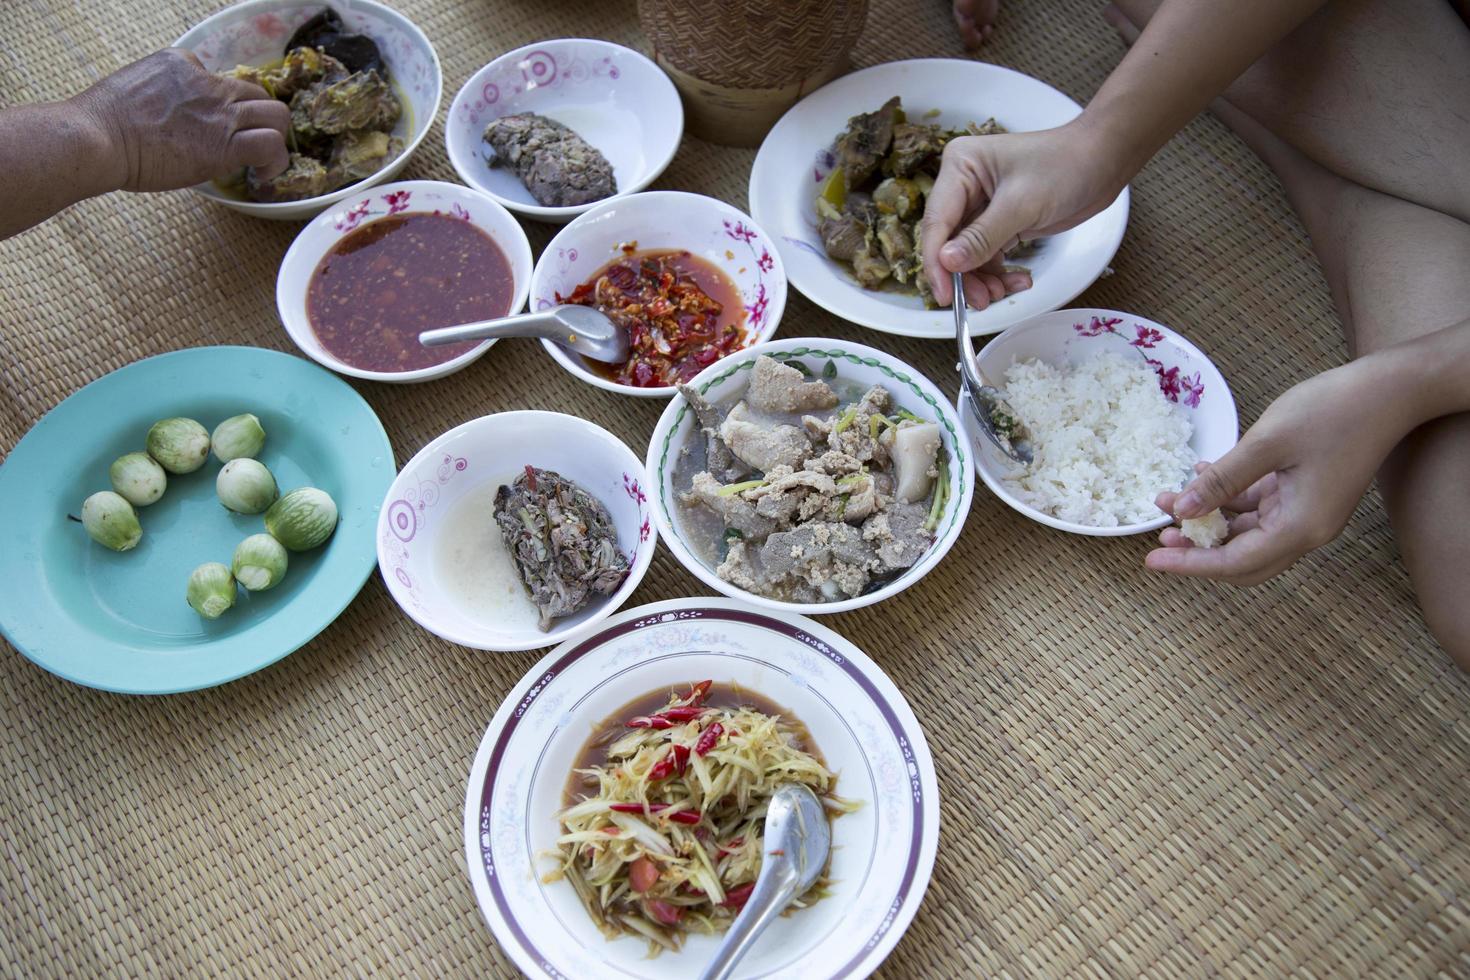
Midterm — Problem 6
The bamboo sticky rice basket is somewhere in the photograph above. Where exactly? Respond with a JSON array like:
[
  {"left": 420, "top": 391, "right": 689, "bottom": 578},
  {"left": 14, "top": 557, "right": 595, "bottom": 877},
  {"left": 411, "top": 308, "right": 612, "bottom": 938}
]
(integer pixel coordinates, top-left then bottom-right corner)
[{"left": 637, "top": 0, "right": 870, "bottom": 147}]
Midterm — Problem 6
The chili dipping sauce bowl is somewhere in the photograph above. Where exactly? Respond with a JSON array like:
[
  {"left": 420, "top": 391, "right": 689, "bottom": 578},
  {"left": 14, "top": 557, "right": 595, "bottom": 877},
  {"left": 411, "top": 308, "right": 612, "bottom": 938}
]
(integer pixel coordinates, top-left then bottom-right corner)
[
  {"left": 529, "top": 191, "right": 787, "bottom": 399},
  {"left": 276, "top": 180, "right": 533, "bottom": 384}
]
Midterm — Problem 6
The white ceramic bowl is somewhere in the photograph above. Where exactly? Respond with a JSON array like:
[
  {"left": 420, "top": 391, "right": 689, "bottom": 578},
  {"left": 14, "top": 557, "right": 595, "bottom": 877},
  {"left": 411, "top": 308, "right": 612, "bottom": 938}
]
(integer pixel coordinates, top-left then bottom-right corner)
[
  {"left": 961, "top": 307, "right": 1239, "bottom": 536},
  {"left": 276, "top": 180, "right": 533, "bottom": 383},
  {"left": 445, "top": 38, "right": 683, "bottom": 224},
  {"left": 530, "top": 191, "right": 787, "bottom": 398},
  {"left": 464, "top": 597, "right": 940, "bottom": 980},
  {"left": 177, "top": 0, "right": 443, "bottom": 221},
  {"left": 749, "top": 58, "right": 1130, "bottom": 338},
  {"left": 646, "top": 337, "right": 973, "bottom": 615},
  {"left": 376, "top": 411, "right": 657, "bottom": 651}
]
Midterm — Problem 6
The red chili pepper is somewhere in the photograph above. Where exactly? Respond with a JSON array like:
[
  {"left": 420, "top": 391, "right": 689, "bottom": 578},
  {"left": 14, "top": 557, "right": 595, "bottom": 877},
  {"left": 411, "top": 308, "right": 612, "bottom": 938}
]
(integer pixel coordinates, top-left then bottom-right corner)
[
  {"left": 523, "top": 464, "right": 537, "bottom": 491},
  {"left": 687, "top": 680, "right": 712, "bottom": 706},
  {"left": 694, "top": 722, "right": 724, "bottom": 756},
  {"left": 647, "top": 744, "right": 690, "bottom": 780},
  {"left": 608, "top": 802, "right": 700, "bottom": 825},
  {"left": 716, "top": 836, "right": 744, "bottom": 856},
  {"left": 646, "top": 898, "right": 683, "bottom": 925},
  {"left": 721, "top": 883, "right": 756, "bottom": 908},
  {"left": 625, "top": 714, "right": 676, "bottom": 729},
  {"left": 658, "top": 706, "right": 707, "bottom": 722}
]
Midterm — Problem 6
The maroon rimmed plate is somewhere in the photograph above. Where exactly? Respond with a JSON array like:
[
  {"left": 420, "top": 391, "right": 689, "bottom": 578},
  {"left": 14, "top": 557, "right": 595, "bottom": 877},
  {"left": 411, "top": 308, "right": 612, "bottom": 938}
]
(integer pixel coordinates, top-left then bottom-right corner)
[{"left": 462, "top": 598, "right": 939, "bottom": 979}]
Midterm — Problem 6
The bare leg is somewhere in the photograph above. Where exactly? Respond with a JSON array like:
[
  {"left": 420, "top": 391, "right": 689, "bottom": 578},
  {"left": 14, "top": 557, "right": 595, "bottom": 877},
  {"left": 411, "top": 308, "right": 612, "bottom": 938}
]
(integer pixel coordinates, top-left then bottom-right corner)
[
  {"left": 1110, "top": 0, "right": 1470, "bottom": 223},
  {"left": 1109, "top": 1, "right": 1470, "bottom": 667}
]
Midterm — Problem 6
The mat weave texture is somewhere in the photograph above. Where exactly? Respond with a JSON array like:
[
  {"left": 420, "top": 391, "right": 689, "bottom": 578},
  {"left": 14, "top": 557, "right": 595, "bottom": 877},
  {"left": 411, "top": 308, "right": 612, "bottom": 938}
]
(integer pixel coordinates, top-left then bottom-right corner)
[{"left": 3, "top": 0, "right": 1469, "bottom": 977}]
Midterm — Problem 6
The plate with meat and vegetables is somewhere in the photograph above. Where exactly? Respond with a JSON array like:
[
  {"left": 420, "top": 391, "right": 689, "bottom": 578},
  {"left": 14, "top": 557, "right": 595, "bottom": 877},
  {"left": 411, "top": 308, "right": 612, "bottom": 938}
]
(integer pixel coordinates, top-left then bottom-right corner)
[
  {"left": 647, "top": 338, "right": 972, "bottom": 613},
  {"left": 749, "top": 58, "right": 1130, "bottom": 338},
  {"left": 463, "top": 597, "right": 939, "bottom": 979}
]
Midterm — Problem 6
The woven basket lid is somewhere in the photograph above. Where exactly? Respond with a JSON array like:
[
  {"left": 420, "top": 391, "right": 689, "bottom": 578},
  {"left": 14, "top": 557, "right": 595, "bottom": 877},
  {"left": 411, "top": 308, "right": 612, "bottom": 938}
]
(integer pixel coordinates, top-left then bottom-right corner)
[{"left": 638, "top": 0, "right": 870, "bottom": 90}]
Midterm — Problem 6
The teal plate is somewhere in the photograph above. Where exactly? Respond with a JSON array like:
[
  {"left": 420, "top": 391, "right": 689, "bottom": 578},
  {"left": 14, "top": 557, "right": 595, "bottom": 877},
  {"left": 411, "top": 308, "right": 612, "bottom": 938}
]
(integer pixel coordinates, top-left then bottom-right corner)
[{"left": 0, "top": 347, "right": 394, "bottom": 694}]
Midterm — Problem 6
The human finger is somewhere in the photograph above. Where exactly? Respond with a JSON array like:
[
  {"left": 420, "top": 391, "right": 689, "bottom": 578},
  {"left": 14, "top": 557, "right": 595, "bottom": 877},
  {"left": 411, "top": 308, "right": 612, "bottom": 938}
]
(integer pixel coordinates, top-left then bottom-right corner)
[
  {"left": 1188, "top": 460, "right": 1272, "bottom": 514},
  {"left": 1173, "top": 434, "right": 1283, "bottom": 519},
  {"left": 998, "top": 267, "right": 1031, "bottom": 294},
  {"left": 1143, "top": 526, "right": 1291, "bottom": 580},
  {"left": 232, "top": 98, "right": 290, "bottom": 135},
  {"left": 168, "top": 47, "right": 206, "bottom": 70},
  {"left": 227, "top": 127, "right": 289, "bottom": 178},
  {"left": 920, "top": 158, "right": 979, "bottom": 305},
  {"left": 960, "top": 272, "right": 996, "bottom": 310},
  {"left": 216, "top": 73, "right": 275, "bottom": 103},
  {"left": 938, "top": 191, "right": 1028, "bottom": 275},
  {"left": 1157, "top": 527, "right": 1192, "bottom": 548},
  {"left": 1228, "top": 511, "right": 1261, "bottom": 535}
]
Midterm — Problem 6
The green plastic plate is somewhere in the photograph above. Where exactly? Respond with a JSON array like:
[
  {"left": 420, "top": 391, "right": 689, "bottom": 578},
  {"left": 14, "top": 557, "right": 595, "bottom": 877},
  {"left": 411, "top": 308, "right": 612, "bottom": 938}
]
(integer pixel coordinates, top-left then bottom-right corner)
[{"left": 0, "top": 346, "right": 394, "bottom": 694}]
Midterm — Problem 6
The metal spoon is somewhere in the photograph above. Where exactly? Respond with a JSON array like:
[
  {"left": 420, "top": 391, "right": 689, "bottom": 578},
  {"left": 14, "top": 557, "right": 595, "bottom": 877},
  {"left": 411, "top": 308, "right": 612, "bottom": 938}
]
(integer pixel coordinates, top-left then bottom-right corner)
[
  {"left": 952, "top": 271, "right": 1033, "bottom": 464},
  {"left": 418, "top": 304, "right": 629, "bottom": 364},
  {"left": 698, "top": 784, "right": 831, "bottom": 980}
]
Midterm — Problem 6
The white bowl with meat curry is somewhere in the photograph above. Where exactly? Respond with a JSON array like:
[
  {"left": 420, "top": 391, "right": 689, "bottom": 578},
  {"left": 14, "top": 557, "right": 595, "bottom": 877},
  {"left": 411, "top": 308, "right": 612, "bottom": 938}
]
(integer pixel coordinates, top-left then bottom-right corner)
[{"left": 646, "top": 337, "right": 973, "bottom": 614}]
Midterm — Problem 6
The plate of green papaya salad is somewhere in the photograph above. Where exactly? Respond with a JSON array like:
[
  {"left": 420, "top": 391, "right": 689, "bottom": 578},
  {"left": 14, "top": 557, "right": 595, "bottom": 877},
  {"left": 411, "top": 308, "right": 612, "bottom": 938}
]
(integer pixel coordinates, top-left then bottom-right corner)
[
  {"left": 0, "top": 346, "right": 394, "bottom": 694},
  {"left": 463, "top": 597, "right": 940, "bottom": 979}
]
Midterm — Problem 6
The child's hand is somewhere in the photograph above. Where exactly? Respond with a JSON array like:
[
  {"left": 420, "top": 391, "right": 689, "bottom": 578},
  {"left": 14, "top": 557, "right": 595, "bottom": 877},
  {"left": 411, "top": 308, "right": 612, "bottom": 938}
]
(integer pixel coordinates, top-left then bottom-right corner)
[
  {"left": 919, "top": 122, "right": 1127, "bottom": 309},
  {"left": 1147, "top": 363, "right": 1406, "bottom": 585}
]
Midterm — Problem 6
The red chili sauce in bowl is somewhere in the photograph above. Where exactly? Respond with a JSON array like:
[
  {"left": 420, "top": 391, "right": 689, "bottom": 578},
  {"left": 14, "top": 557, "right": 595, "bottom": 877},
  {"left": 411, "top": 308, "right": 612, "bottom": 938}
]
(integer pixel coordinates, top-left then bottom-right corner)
[
  {"left": 558, "top": 249, "right": 749, "bottom": 388},
  {"left": 307, "top": 212, "right": 515, "bottom": 373}
]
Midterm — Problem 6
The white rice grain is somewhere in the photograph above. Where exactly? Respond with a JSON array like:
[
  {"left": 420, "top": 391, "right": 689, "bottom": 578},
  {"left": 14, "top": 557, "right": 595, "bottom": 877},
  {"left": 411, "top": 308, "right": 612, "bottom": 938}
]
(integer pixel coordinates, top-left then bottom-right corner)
[{"left": 999, "top": 353, "right": 1195, "bottom": 527}]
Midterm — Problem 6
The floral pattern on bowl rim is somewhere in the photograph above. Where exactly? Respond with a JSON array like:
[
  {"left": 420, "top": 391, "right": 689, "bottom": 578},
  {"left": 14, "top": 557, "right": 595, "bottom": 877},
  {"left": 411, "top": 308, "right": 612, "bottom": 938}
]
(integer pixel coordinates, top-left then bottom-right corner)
[{"left": 455, "top": 48, "right": 623, "bottom": 130}]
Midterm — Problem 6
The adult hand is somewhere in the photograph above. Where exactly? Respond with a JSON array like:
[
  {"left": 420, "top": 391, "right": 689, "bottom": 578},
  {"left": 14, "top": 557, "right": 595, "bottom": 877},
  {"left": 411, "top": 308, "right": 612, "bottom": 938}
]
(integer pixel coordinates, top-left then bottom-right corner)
[
  {"left": 919, "top": 121, "right": 1128, "bottom": 309},
  {"left": 72, "top": 48, "right": 289, "bottom": 193},
  {"left": 951, "top": 0, "right": 998, "bottom": 49},
  {"left": 1146, "top": 363, "right": 1403, "bottom": 586}
]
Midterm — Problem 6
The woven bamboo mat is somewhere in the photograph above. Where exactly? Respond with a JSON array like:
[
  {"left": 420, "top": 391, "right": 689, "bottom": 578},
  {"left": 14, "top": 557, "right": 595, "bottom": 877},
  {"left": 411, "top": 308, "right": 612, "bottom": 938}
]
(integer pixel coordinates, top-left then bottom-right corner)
[{"left": 3, "top": 0, "right": 1468, "bottom": 976}]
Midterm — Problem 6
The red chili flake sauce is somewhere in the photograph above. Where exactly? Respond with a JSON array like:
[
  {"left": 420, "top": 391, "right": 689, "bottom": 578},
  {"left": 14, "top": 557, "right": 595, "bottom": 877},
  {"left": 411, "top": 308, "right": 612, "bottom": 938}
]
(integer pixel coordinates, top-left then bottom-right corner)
[
  {"left": 307, "top": 212, "right": 514, "bottom": 373},
  {"left": 558, "top": 249, "right": 748, "bottom": 388}
]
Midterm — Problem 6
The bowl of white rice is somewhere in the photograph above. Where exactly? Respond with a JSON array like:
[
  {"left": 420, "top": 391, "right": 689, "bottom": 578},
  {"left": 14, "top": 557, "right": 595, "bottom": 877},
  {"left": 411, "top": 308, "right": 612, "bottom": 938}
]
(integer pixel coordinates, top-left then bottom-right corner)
[{"left": 958, "top": 308, "right": 1238, "bottom": 535}]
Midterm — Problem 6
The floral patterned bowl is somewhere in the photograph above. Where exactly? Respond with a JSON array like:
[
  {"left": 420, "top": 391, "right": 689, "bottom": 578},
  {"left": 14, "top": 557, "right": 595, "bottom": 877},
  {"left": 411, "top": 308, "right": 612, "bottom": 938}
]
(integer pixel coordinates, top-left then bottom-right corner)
[
  {"left": 646, "top": 337, "right": 973, "bottom": 615},
  {"left": 376, "top": 411, "right": 657, "bottom": 651},
  {"left": 961, "top": 307, "right": 1240, "bottom": 536},
  {"left": 276, "top": 180, "right": 533, "bottom": 383},
  {"left": 529, "top": 191, "right": 787, "bottom": 399},
  {"left": 176, "top": 0, "right": 442, "bottom": 221},
  {"left": 444, "top": 38, "right": 683, "bottom": 223}
]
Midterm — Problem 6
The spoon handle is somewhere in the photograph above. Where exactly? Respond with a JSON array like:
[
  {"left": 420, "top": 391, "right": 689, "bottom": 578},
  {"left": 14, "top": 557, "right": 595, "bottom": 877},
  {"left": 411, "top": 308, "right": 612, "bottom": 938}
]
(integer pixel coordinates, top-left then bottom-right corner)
[
  {"left": 698, "top": 871, "right": 800, "bottom": 980},
  {"left": 418, "top": 309, "right": 569, "bottom": 348},
  {"left": 952, "top": 271, "right": 991, "bottom": 392}
]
